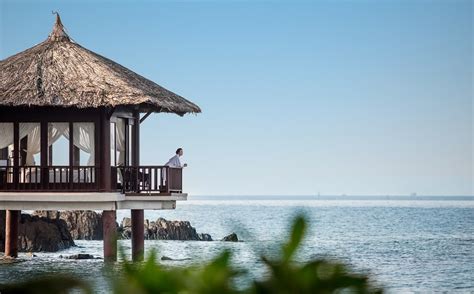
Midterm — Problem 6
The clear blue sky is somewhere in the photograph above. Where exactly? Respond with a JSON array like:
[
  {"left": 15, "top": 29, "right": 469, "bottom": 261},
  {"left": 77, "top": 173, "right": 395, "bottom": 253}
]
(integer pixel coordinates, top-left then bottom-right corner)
[{"left": 1, "top": 0, "right": 472, "bottom": 196}]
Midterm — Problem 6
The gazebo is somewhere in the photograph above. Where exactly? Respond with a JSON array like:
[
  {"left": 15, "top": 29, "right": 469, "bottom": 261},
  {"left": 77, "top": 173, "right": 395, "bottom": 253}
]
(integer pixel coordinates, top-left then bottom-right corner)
[{"left": 0, "top": 14, "right": 200, "bottom": 261}]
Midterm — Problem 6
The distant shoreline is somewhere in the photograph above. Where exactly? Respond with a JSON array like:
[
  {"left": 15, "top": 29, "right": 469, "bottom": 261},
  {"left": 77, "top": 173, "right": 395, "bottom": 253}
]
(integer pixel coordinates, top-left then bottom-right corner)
[{"left": 188, "top": 195, "right": 474, "bottom": 201}]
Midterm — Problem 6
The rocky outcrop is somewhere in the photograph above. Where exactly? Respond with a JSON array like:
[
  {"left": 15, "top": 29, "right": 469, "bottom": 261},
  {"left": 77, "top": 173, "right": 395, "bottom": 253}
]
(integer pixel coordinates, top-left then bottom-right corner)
[
  {"left": 119, "top": 217, "right": 213, "bottom": 241},
  {"left": 1, "top": 209, "right": 217, "bottom": 252},
  {"left": 0, "top": 211, "right": 75, "bottom": 252},
  {"left": 221, "top": 233, "right": 239, "bottom": 242},
  {"left": 60, "top": 254, "right": 99, "bottom": 260},
  {"left": 161, "top": 255, "right": 191, "bottom": 261},
  {"left": 33, "top": 210, "right": 102, "bottom": 240}
]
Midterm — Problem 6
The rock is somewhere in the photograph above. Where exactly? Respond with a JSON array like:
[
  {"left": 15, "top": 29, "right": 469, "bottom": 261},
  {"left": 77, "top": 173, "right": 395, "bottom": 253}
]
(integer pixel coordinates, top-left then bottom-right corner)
[
  {"left": 0, "top": 211, "right": 75, "bottom": 252},
  {"left": 161, "top": 255, "right": 191, "bottom": 261},
  {"left": 221, "top": 233, "right": 239, "bottom": 242},
  {"left": 121, "top": 217, "right": 132, "bottom": 229},
  {"left": 34, "top": 210, "right": 103, "bottom": 240},
  {"left": 119, "top": 217, "right": 213, "bottom": 241},
  {"left": 64, "top": 254, "right": 96, "bottom": 260},
  {"left": 0, "top": 257, "right": 27, "bottom": 264},
  {"left": 2, "top": 210, "right": 214, "bottom": 245},
  {"left": 198, "top": 233, "right": 213, "bottom": 241}
]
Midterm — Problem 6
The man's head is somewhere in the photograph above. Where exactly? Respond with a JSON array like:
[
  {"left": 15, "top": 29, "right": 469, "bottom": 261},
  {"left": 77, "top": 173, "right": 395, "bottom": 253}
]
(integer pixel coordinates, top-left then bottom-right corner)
[{"left": 176, "top": 148, "right": 184, "bottom": 156}]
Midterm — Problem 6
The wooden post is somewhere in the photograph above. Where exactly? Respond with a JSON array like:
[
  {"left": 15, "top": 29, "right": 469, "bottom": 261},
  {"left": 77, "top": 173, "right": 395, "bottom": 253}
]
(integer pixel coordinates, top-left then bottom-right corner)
[
  {"left": 13, "top": 122, "right": 19, "bottom": 189},
  {"left": 131, "top": 209, "right": 144, "bottom": 261},
  {"left": 41, "top": 121, "right": 48, "bottom": 189},
  {"left": 69, "top": 122, "right": 74, "bottom": 189},
  {"left": 132, "top": 110, "right": 140, "bottom": 168},
  {"left": 99, "top": 109, "right": 111, "bottom": 191},
  {"left": 73, "top": 146, "right": 80, "bottom": 166},
  {"left": 102, "top": 210, "right": 117, "bottom": 262},
  {"left": 4, "top": 210, "right": 20, "bottom": 258},
  {"left": 131, "top": 110, "right": 144, "bottom": 261},
  {"left": 20, "top": 137, "right": 27, "bottom": 166}
]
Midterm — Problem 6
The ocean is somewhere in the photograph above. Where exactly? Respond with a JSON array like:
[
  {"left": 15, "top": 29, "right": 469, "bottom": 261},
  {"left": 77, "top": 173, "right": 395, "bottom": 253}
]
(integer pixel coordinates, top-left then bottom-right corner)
[{"left": 1, "top": 196, "right": 473, "bottom": 293}]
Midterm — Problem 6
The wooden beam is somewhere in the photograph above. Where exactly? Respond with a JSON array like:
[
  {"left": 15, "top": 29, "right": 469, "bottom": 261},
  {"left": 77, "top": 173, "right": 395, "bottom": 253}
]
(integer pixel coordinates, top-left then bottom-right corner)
[
  {"left": 139, "top": 111, "right": 153, "bottom": 124},
  {"left": 0, "top": 106, "right": 101, "bottom": 122}
]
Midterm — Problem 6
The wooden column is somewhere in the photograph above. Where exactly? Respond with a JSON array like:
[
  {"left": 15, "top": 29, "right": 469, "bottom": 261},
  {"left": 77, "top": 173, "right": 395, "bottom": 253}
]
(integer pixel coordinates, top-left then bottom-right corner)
[
  {"left": 13, "top": 122, "right": 19, "bottom": 189},
  {"left": 102, "top": 210, "right": 117, "bottom": 262},
  {"left": 19, "top": 137, "right": 27, "bottom": 166},
  {"left": 131, "top": 209, "right": 144, "bottom": 261},
  {"left": 40, "top": 121, "right": 48, "bottom": 189},
  {"left": 99, "top": 109, "right": 111, "bottom": 191},
  {"left": 131, "top": 110, "right": 144, "bottom": 261},
  {"left": 69, "top": 122, "right": 74, "bottom": 188},
  {"left": 132, "top": 110, "right": 140, "bottom": 167},
  {"left": 73, "top": 147, "right": 80, "bottom": 166},
  {"left": 4, "top": 210, "right": 20, "bottom": 258}
]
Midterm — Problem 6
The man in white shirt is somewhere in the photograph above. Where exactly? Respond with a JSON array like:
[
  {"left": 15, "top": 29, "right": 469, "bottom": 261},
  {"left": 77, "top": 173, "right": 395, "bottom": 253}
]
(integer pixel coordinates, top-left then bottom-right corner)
[{"left": 165, "top": 148, "right": 187, "bottom": 168}]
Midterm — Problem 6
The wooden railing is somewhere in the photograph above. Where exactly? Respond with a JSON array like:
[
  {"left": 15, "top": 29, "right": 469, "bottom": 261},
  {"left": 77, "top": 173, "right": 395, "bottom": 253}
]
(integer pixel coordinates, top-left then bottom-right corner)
[
  {"left": 0, "top": 166, "right": 99, "bottom": 192},
  {"left": 0, "top": 165, "right": 183, "bottom": 194},
  {"left": 116, "top": 166, "right": 183, "bottom": 194}
]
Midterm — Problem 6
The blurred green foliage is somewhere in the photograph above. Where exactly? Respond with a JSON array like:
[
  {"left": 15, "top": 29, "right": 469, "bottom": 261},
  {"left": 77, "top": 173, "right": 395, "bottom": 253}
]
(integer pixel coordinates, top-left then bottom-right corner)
[{"left": 0, "top": 215, "right": 382, "bottom": 294}]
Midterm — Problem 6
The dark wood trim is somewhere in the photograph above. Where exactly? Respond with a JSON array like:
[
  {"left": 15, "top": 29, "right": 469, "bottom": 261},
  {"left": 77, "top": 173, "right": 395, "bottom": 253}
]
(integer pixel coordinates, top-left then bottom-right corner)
[
  {"left": 139, "top": 111, "right": 153, "bottom": 124},
  {"left": 0, "top": 106, "right": 102, "bottom": 122},
  {"left": 132, "top": 111, "right": 140, "bottom": 167},
  {"left": 20, "top": 136, "right": 27, "bottom": 166},
  {"left": 69, "top": 122, "right": 74, "bottom": 189},
  {"left": 13, "top": 122, "right": 19, "bottom": 188},
  {"left": 125, "top": 120, "right": 129, "bottom": 166},
  {"left": 73, "top": 146, "right": 80, "bottom": 166},
  {"left": 40, "top": 121, "right": 48, "bottom": 189},
  {"left": 48, "top": 145, "right": 53, "bottom": 165},
  {"left": 113, "top": 122, "right": 117, "bottom": 166},
  {"left": 99, "top": 109, "right": 111, "bottom": 191}
]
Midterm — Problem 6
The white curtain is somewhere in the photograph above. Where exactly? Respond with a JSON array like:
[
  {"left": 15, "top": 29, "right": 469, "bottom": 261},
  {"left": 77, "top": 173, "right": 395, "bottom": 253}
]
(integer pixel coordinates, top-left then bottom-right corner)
[
  {"left": 49, "top": 123, "right": 69, "bottom": 146},
  {"left": 115, "top": 119, "right": 126, "bottom": 166},
  {"left": 0, "top": 123, "right": 14, "bottom": 149},
  {"left": 0, "top": 122, "right": 40, "bottom": 167},
  {"left": 0, "top": 122, "right": 95, "bottom": 166},
  {"left": 63, "top": 123, "right": 95, "bottom": 166},
  {"left": 17, "top": 123, "right": 41, "bottom": 166},
  {"left": 24, "top": 124, "right": 41, "bottom": 165}
]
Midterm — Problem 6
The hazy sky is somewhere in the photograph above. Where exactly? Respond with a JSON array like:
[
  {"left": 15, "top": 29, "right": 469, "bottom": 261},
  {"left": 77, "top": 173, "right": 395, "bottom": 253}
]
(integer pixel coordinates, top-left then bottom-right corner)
[{"left": 1, "top": 0, "right": 472, "bottom": 196}]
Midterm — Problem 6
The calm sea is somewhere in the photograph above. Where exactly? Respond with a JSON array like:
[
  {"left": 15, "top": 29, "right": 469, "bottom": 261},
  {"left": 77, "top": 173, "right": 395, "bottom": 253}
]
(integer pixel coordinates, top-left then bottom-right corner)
[{"left": 1, "top": 196, "right": 473, "bottom": 293}]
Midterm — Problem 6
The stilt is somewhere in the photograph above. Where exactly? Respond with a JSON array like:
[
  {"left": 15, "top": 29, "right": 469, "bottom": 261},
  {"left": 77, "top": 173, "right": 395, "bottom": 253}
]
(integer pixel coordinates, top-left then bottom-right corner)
[
  {"left": 5, "top": 210, "right": 20, "bottom": 258},
  {"left": 131, "top": 209, "right": 144, "bottom": 261},
  {"left": 102, "top": 210, "right": 117, "bottom": 262}
]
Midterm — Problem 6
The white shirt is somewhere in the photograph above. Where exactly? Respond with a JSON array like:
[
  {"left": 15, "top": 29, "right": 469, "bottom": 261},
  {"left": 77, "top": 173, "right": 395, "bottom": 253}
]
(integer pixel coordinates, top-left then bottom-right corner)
[{"left": 165, "top": 154, "right": 183, "bottom": 168}]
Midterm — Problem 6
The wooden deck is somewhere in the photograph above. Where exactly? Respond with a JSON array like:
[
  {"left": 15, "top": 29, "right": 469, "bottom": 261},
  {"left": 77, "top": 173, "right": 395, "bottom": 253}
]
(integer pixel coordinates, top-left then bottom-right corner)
[{"left": 0, "top": 192, "right": 187, "bottom": 210}]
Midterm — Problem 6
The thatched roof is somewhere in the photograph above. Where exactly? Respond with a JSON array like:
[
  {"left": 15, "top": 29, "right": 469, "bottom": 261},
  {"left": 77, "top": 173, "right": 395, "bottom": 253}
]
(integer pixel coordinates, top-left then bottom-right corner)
[{"left": 0, "top": 14, "right": 201, "bottom": 115}]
